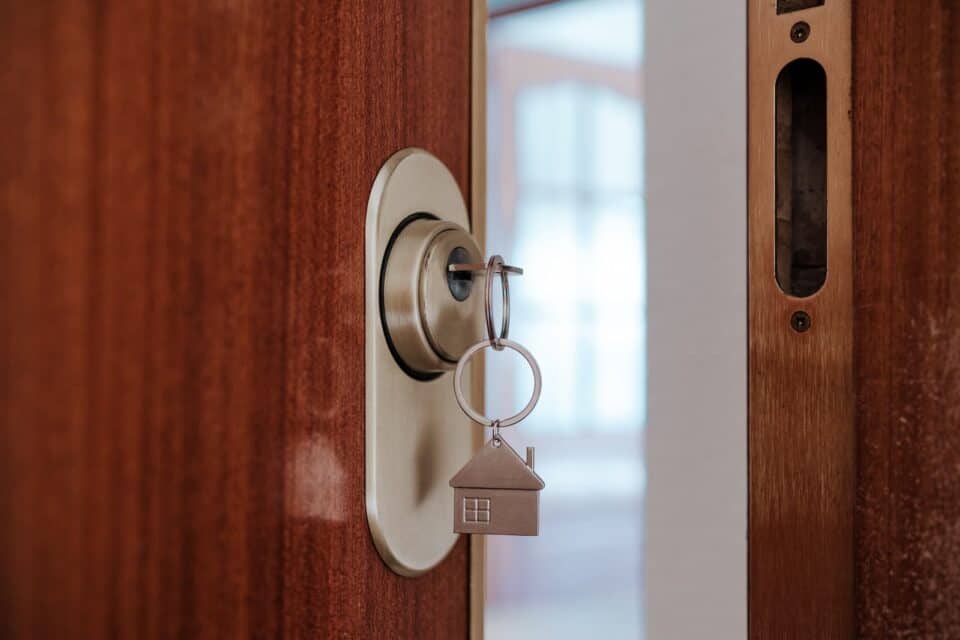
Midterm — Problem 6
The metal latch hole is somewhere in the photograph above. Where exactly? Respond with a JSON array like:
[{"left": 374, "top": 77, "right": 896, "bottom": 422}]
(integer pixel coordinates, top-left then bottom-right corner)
[
  {"left": 446, "top": 246, "right": 475, "bottom": 301},
  {"left": 777, "top": 0, "right": 824, "bottom": 15},
  {"left": 775, "top": 58, "right": 827, "bottom": 298}
]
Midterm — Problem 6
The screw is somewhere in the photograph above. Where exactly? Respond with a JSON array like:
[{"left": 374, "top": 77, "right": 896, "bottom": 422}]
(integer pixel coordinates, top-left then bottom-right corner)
[
  {"left": 790, "top": 21, "right": 811, "bottom": 43},
  {"left": 790, "top": 310, "right": 812, "bottom": 333}
]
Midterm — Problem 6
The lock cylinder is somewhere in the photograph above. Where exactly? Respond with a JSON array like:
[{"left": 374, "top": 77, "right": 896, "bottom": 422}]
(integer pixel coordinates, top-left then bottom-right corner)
[{"left": 381, "top": 216, "right": 483, "bottom": 376}]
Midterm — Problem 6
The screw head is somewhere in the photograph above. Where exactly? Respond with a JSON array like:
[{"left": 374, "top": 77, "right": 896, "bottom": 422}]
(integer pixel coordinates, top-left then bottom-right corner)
[
  {"left": 790, "top": 21, "right": 811, "bottom": 43},
  {"left": 790, "top": 310, "right": 812, "bottom": 333}
]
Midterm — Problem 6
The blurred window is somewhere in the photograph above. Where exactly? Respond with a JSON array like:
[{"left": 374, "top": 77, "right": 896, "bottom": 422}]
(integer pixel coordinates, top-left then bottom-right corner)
[{"left": 485, "top": 1, "right": 646, "bottom": 638}]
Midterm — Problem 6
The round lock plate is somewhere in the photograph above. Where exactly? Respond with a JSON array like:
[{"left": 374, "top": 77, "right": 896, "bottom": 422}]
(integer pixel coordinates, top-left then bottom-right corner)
[{"left": 365, "top": 148, "right": 481, "bottom": 577}]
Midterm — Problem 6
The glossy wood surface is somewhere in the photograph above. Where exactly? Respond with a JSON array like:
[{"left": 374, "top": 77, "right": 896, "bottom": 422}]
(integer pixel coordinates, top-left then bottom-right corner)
[
  {"left": 748, "top": 1, "right": 855, "bottom": 636},
  {"left": 853, "top": 2, "right": 960, "bottom": 636},
  {"left": 0, "top": 2, "right": 471, "bottom": 637}
]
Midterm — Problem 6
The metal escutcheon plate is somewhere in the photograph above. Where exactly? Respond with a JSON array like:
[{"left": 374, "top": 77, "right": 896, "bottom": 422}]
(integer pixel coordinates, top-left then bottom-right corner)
[{"left": 365, "top": 148, "right": 481, "bottom": 576}]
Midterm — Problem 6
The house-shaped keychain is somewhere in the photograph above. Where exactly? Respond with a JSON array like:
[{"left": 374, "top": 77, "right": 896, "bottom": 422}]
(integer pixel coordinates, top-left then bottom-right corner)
[{"left": 449, "top": 438, "right": 545, "bottom": 536}]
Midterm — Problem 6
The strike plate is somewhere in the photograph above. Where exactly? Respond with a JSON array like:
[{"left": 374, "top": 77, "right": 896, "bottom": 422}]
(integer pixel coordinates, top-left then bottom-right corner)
[{"left": 365, "top": 148, "right": 479, "bottom": 576}]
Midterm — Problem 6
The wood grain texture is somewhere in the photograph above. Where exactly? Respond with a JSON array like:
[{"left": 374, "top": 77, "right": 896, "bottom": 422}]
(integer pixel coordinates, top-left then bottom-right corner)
[
  {"left": 0, "top": 2, "right": 471, "bottom": 638},
  {"left": 748, "top": 1, "right": 854, "bottom": 637},
  {"left": 853, "top": 2, "right": 960, "bottom": 637}
]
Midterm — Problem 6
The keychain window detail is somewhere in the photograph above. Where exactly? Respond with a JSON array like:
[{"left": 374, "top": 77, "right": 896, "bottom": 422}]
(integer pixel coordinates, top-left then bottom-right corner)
[{"left": 463, "top": 498, "right": 491, "bottom": 524}]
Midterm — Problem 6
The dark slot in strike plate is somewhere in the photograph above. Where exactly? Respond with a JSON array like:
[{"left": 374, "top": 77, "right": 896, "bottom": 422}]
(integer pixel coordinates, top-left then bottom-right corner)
[
  {"left": 777, "top": 0, "right": 824, "bottom": 14},
  {"left": 774, "top": 58, "right": 827, "bottom": 298}
]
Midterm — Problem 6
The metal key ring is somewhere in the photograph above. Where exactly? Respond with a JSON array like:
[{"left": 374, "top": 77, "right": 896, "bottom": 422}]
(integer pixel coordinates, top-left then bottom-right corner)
[
  {"left": 484, "top": 255, "right": 510, "bottom": 350},
  {"left": 453, "top": 338, "right": 541, "bottom": 428}
]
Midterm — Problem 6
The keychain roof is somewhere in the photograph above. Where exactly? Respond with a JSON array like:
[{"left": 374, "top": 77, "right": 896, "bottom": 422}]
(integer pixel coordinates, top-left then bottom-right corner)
[{"left": 449, "top": 437, "right": 544, "bottom": 490}]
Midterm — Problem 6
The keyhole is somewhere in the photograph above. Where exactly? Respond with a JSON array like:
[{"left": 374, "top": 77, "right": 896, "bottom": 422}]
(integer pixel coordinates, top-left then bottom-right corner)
[{"left": 446, "top": 246, "right": 474, "bottom": 301}]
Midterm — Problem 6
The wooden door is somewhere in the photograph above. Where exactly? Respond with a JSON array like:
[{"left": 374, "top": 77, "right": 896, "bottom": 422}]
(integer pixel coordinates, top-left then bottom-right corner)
[{"left": 0, "top": 3, "right": 475, "bottom": 638}]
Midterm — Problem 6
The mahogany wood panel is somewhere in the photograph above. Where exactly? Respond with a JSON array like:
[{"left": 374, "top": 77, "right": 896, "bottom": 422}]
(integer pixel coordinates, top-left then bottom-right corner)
[
  {"left": 0, "top": 2, "right": 471, "bottom": 638},
  {"left": 748, "top": 1, "right": 854, "bottom": 637},
  {"left": 853, "top": 2, "right": 960, "bottom": 637}
]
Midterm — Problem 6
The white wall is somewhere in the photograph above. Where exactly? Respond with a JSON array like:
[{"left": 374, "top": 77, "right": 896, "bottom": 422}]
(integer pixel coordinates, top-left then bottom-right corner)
[{"left": 644, "top": 0, "right": 747, "bottom": 637}]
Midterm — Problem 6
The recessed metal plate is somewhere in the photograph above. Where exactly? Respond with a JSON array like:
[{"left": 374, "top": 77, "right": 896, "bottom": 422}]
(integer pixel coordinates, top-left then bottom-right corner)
[{"left": 365, "top": 148, "right": 479, "bottom": 576}]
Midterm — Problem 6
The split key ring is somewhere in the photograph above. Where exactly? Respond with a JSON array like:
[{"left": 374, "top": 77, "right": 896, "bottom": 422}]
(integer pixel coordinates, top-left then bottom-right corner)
[
  {"left": 484, "top": 255, "right": 509, "bottom": 350},
  {"left": 453, "top": 338, "right": 542, "bottom": 428},
  {"left": 448, "top": 254, "right": 521, "bottom": 351}
]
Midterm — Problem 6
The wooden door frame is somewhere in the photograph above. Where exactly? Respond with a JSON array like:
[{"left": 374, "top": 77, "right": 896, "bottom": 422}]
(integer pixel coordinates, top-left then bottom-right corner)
[{"left": 749, "top": 1, "right": 960, "bottom": 637}]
